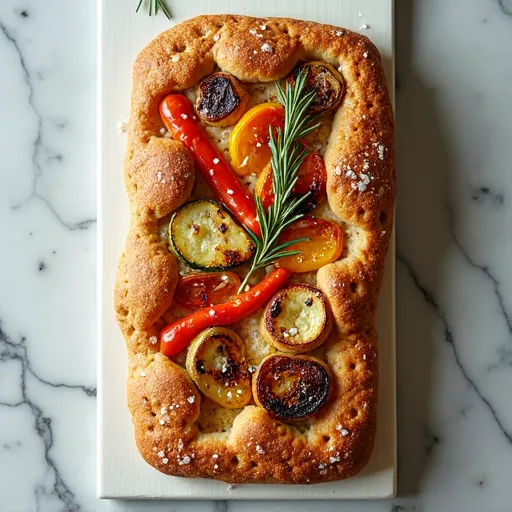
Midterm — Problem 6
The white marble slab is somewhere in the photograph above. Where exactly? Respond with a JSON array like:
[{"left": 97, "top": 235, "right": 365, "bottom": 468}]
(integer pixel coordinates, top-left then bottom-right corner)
[{"left": 0, "top": 0, "right": 512, "bottom": 511}]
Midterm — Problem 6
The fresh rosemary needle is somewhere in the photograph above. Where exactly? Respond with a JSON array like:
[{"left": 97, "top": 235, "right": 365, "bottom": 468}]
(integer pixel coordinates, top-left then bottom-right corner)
[
  {"left": 238, "top": 70, "right": 319, "bottom": 293},
  {"left": 136, "top": 0, "right": 171, "bottom": 20}
]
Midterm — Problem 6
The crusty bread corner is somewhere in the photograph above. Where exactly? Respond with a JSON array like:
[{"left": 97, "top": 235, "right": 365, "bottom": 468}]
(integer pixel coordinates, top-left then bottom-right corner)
[{"left": 114, "top": 15, "right": 395, "bottom": 484}]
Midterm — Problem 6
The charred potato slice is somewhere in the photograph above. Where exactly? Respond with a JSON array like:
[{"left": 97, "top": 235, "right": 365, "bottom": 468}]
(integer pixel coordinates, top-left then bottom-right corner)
[
  {"left": 260, "top": 284, "right": 332, "bottom": 353},
  {"left": 196, "top": 72, "right": 249, "bottom": 126},
  {"left": 186, "top": 327, "right": 251, "bottom": 409},
  {"left": 288, "top": 61, "right": 345, "bottom": 113},
  {"left": 169, "top": 199, "right": 255, "bottom": 271},
  {"left": 253, "top": 354, "right": 332, "bottom": 421}
]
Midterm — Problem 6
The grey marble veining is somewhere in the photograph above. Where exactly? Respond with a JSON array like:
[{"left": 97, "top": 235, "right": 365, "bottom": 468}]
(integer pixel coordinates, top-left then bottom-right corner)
[{"left": 0, "top": 0, "right": 511, "bottom": 511}]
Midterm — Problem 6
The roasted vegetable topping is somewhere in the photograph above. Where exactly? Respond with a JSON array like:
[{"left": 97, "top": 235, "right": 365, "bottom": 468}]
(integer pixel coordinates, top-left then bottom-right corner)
[
  {"left": 287, "top": 61, "right": 345, "bottom": 113},
  {"left": 160, "top": 269, "right": 290, "bottom": 357},
  {"left": 255, "top": 142, "right": 327, "bottom": 211},
  {"left": 169, "top": 199, "right": 255, "bottom": 271},
  {"left": 261, "top": 284, "right": 331, "bottom": 353},
  {"left": 174, "top": 272, "right": 241, "bottom": 310},
  {"left": 196, "top": 72, "right": 249, "bottom": 126},
  {"left": 160, "top": 94, "right": 261, "bottom": 236},
  {"left": 277, "top": 216, "right": 344, "bottom": 273},
  {"left": 253, "top": 354, "right": 332, "bottom": 420},
  {"left": 186, "top": 327, "right": 251, "bottom": 409},
  {"left": 229, "top": 103, "right": 285, "bottom": 176}
]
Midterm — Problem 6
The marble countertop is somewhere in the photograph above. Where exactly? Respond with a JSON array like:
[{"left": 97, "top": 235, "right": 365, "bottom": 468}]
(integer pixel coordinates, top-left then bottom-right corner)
[{"left": 0, "top": 0, "right": 511, "bottom": 510}]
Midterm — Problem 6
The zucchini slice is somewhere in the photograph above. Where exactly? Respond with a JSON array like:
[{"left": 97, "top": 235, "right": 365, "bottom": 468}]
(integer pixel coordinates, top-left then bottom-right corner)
[
  {"left": 196, "top": 72, "right": 249, "bottom": 127},
  {"left": 287, "top": 61, "right": 345, "bottom": 114},
  {"left": 186, "top": 327, "right": 252, "bottom": 409},
  {"left": 169, "top": 199, "right": 255, "bottom": 271},
  {"left": 260, "top": 284, "right": 332, "bottom": 353},
  {"left": 253, "top": 354, "right": 332, "bottom": 421}
]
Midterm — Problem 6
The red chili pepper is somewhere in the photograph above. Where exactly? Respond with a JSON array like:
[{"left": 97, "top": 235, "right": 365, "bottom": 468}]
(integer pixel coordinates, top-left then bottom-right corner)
[
  {"left": 160, "top": 94, "right": 261, "bottom": 237},
  {"left": 160, "top": 268, "right": 290, "bottom": 357}
]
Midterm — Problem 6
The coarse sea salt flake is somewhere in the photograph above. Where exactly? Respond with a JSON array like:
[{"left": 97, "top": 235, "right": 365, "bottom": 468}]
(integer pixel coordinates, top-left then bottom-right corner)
[
  {"left": 256, "top": 445, "right": 265, "bottom": 454},
  {"left": 149, "top": 336, "right": 158, "bottom": 345},
  {"left": 181, "top": 113, "right": 188, "bottom": 119},
  {"left": 158, "top": 450, "right": 165, "bottom": 458},
  {"left": 213, "top": 158, "right": 220, "bottom": 164},
  {"left": 363, "top": 52, "right": 368, "bottom": 58},
  {"left": 171, "top": 55, "right": 180, "bottom": 62},
  {"left": 213, "top": 34, "right": 220, "bottom": 41},
  {"left": 140, "top": 371, "right": 146, "bottom": 377},
  {"left": 335, "top": 30, "right": 344, "bottom": 36},
  {"left": 261, "top": 42, "right": 273, "bottom": 53},
  {"left": 187, "top": 396, "right": 195, "bottom": 404}
]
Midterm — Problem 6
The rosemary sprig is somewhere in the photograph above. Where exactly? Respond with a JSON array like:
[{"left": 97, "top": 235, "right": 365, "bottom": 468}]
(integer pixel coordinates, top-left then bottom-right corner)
[
  {"left": 238, "top": 70, "right": 319, "bottom": 293},
  {"left": 136, "top": 0, "right": 171, "bottom": 19}
]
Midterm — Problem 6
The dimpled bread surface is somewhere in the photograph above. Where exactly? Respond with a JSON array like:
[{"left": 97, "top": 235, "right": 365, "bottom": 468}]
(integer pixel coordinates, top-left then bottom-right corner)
[{"left": 114, "top": 14, "right": 395, "bottom": 484}]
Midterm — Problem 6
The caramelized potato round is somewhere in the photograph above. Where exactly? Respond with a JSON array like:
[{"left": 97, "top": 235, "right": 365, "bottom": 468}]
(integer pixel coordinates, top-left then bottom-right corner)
[
  {"left": 253, "top": 354, "right": 332, "bottom": 421},
  {"left": 186, "top": 327, "right": 251, "bottom": 409},
  {"left": 260, "top": 284, "right": 332, "bottom": 353},
  {"left": 288, "top": 61, "right": 345, "bottom": 113},
  {"left": 195, "top": 72, "right": 249, "bottom": 126}
]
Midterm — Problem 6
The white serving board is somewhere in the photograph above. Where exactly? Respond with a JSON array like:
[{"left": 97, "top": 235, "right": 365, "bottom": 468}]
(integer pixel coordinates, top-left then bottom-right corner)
[{"left": 98, "top": 0, "right": 395, "bottom": 500}]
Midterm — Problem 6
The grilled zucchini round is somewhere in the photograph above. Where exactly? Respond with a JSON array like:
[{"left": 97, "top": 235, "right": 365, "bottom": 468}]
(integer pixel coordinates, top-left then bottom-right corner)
[
  {"left": 186, "top": 327, "right": 252, "bottom": 409},
  {"left": 196, "top": 72, "right": 249, "bottom": 126},
  {"left": 260, "top": 284, "right": 332, "bottom": 353},
  {"left": 287, "top": 61, "right": 345, "bottom": 114},
  {"left": 169, "top": 199, "right": 255, "bottom": 271},
  {"left": 253, "top": 354, "right": 332, "bottom": 421}
]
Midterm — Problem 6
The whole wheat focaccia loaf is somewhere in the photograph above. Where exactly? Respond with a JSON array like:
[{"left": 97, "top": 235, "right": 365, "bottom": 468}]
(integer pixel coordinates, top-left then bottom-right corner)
[{"left": 115, "top": 14, "right": 395, "bottom": 484}]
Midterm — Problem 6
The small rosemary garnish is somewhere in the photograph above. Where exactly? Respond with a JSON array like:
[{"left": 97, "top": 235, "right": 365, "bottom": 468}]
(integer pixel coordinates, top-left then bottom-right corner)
[
  {"left": 136, "top": 0, "right": 171, "bottom": 19},
  {"left": 238, "top": 70, "right": 319, "bottom": 293}
]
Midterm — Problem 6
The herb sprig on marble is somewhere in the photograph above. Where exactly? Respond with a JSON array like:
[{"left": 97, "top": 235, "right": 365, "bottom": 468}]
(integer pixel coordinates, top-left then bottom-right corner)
[{"left": 136, "top": 0, "right": 171, "bottom": 19}]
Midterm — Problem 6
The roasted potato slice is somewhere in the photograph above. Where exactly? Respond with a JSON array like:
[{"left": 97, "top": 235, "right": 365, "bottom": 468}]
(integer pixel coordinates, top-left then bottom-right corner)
[
  {"left": 196, "top": 72, "right": 249, "bottom": 126},
  {"left": 186, "top": 327, "right": 251, "bottom": 409},
  {"left": 287, "top": 61, "right": 345, "bottom": 113},
  {"left": 260, "top": 284, "right": 332, "bottom": 353},
  {"left": 253, "top": 354, "right": 332, "bottom": 421}
]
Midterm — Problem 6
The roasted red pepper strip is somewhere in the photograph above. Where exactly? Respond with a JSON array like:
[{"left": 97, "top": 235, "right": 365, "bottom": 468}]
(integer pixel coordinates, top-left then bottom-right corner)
[
  {"left": 160, "top": 268, "right": 290, "bottom": 357},
  {"left": 160, "top": 94, "right": 261, "bottom": 236}
]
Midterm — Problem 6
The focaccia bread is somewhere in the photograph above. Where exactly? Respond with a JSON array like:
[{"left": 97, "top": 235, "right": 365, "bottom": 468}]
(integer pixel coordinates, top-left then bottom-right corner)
[{"left": 115, "top": 14, "right": 395, "bottom": 484}]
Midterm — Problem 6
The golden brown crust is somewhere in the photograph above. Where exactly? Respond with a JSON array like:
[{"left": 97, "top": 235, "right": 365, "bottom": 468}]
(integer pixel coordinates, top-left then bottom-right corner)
[{"left": 115, "top": 15, "right": 395, "bottom": 484}]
